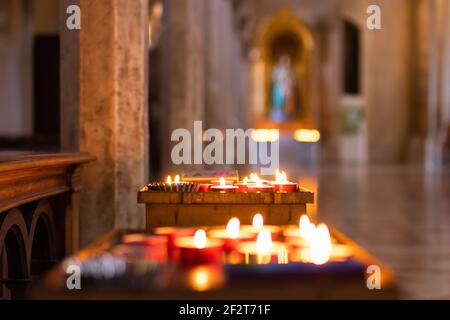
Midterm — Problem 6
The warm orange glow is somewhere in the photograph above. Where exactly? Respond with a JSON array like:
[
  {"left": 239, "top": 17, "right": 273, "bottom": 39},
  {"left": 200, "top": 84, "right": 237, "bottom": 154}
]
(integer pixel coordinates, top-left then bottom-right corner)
[
  {"left": 293, "top": 129, "right": 321, "bottom": 143},
  {"left": 256, "top": 230, "right": 272, "bottom": 255},
  {"left": 249, "top": 173, "right": 259, "bottom": 182},
  {"left": 309, "top": 224, "right": 332, "bottom": 265},
  {"left": 277, "top": 245, "right": 289, "bottom": 264},
  {"left": 194, "top": 229, "right": 207, "bottom": 249},
  {"left": 299, "top": 215, "right": 314, "bottom": 240},
  {"left": 174, "top": 175, "right": 180, "bottom": 184},
  {"left": 226, "top": 218, "right": 240, "bottom": 239},
  {"left": 166, "top": 175, "right": 172, "bottom": 184},
  {"left": 192, "top": 269, "right": 209, "bottom": 291},
  {"left": 251, "top": 129, "right": 279, "bottom": 142},
  {"left": 275, "top": 169, "right": 288, "bottom": 183},
  {"left": 252, "top": 213, "right": 264, "bottom": 230},
  {"left": 219, "top": 177, "right": 226, "bottom": 187},
  {"left": 243, "top": 177, "right": 249, "bottom": 184}
]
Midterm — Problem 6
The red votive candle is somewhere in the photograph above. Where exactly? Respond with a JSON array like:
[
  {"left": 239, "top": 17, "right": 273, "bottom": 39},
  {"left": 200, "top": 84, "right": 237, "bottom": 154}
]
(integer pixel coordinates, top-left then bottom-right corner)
[
  {"left": 271, "top": 170, "right": 297, "bottom": 192},
  {"left": 211, "top": 177, "right": 238, "bottom": 193},
  {"left": 154, "top": 227, "right": 195, "bottom": 261},
  {"left": 208, "top": 229, "right": 255, "bottom": 253},
  {"left": 121, "top": 234, "right": 168, "bottom": 262},
  {"left": 235, "top": 183, "right": 249, "bottom": 193},
  {"left": 247, "top": 183, "right": 275, "bottom": 193},
  {"left": 272, "top": 182, "right": 298, "bottom": 192},
  {"left": 240, "top": 225, "right": 281, "bottom": 240},
  {"left": 175, "top": 230, "right": 224, "bottom": 266},
  {"left": 198, "top": 184, "right": 213, "bottom": 192}
]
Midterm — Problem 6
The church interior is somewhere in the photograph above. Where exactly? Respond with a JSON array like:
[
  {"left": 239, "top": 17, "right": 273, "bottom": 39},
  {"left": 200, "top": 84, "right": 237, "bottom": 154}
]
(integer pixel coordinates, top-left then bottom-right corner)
[{"left": 0, "top": 0, "right": 449, "bottom": 300}]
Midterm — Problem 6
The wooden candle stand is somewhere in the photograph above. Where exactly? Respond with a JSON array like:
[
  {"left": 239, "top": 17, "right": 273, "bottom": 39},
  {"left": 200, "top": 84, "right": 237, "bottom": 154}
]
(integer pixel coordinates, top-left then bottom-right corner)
[{"left": 138, "top": 187, "right": 314, "bottom": 229}]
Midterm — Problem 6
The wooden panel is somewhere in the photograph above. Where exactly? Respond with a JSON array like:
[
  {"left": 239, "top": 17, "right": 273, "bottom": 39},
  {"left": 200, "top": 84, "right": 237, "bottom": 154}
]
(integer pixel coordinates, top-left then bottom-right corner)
[
  {"left": 146, "top": 203, "right": 307, "bottom": 229},
  {"left": 139, "top": 188, "right": 314, "bottom": 205}
]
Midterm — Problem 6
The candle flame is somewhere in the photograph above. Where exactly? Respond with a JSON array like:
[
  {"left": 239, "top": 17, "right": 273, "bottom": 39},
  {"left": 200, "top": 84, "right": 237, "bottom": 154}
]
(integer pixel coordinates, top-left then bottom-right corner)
[
  {"left": 256, "top": 230, "right": 272, "bottom": 255},
  {"left": 219, "top": 177, "right": 226, "bottom": 187},
  {"left": 174, "top": 175, "right": 180, "bottom": 184},
  {"left": 166, "top": 175, "right": 172, "bottom": 184},
  {"left": 194, "top": 229, "right": 207, "bottom": 249},
  {"left": 275, "top": 169, "right": 288, "bottom": 183},
  {"left": 243, "top": 177, "right": 249, "bottom": 184},
  {"left": 252, "top": 213, "right": 264, "bottom": 230},
  {"left": 250, "top": 173, "right": 259, "bottom": 182},
  {"left": 226, "top": 217, "right": 240, "bottom": 239},
  {"left": 299, "top": 215, "right": 315, "bottom": 240},
  {"left": 309, "top": 224, "right": 332, "bottom": 265}
]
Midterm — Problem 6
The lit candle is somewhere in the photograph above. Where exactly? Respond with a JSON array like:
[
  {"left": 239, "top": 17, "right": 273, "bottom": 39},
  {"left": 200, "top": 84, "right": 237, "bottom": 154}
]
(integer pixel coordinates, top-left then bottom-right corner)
[
  {"left": 211, "top": 177, "right": 238, "bottom": 193},
  {"left": 247, "top": 175, "right": 275, "bottom": 193},
  {"left": 291, "top": 223, "right": 353, "bottom": 264},
  {"left": 175, "top": 229, "right": 224, "bottom": 266},
  {"left": 272, "top": 169, "right": 297, "bottom": 192},
  {"left": 237, "top": 230, "right": 287, "bottom": 264},
  {"left": 208, "top": 218, "right": 254, "bottom": 253},
  {"left": 154, "top": 227, "right": 195, "bottom": 260},
  {"left": 198, "top": 183, "right": 213, "bottom": 192},
  {"left": 241, "top": 213, "right": 281, "bottom": 240},
  {"left": 121, "top": 233, "right": 168, "bottom": 262},
  {"left": 235, "top": 177, "right": 249, "bottom": 193},
  {"left": 283, "top": 214, "right": 315, "bottom": 246}
]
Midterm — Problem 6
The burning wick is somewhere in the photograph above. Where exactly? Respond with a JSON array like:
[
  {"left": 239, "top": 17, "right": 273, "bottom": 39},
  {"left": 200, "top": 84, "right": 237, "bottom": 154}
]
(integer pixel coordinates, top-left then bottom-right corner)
[
  {"left": 194, "top": 229, "right": 207, "bottom": 249},
  {"left": 226, "top": 218, "right": 240, "bottom": 239},
  {"left": 252, "top": 213, "right": 264, "bottom": 231},
  {"left": 166, "top": 175, "right": 172, "bottom": 184},
  {"left": 275, "top": 169, "right": 288, "bottom": 183}
]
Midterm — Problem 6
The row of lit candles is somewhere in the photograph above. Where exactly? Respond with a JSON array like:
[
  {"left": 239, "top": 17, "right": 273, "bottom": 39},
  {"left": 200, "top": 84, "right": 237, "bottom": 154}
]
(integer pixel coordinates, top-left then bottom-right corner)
[
  {"left": 122, "top": 214, "right": 352, "bottom": 267},
  {"left": 165, "top": 170, "right": 298, "bottom": 193}
]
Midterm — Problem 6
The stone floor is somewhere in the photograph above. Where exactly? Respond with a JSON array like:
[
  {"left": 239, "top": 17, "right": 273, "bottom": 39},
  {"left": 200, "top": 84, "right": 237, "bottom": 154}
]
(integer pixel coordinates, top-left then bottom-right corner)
[{"left": 293, "top": 164, "right": 450, "bottom": 299}]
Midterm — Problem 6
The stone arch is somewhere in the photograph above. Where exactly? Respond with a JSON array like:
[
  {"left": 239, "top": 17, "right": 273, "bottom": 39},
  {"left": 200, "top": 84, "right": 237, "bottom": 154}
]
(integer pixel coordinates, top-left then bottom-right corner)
[
  {"left": 29, "top": 199, "right": 56, "bottom": 276},
  {"left": 0, "top": 209, "right": 30, "bottom": 299},
  {"left": 251, "top": 8, "right": 314, "bottom": 122}
]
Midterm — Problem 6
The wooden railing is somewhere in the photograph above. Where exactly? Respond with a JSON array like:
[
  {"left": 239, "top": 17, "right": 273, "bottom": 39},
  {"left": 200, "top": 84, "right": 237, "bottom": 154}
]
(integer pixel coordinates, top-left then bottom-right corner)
[{"left": 0, "top": 152, "right": 94, "bottom": 299}]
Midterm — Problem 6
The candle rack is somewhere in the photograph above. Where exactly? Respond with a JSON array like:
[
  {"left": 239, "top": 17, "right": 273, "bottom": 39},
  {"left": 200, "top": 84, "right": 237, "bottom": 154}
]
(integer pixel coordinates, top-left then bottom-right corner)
[
  {"left": 32, "top": 226, "right": 398, "bottom": 299},
  {"left": 138, "top": 186, "right": 314, "bottom": 229}
]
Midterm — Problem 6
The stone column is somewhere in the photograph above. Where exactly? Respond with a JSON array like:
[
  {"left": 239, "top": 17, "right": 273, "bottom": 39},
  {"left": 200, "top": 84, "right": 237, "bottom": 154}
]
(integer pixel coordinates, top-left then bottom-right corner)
[
  {"left": 60, "top": 0, "right": 149, "bottom": 246},
  {"left": 159, "top": 0, "right": 207, "bottom": 174}
]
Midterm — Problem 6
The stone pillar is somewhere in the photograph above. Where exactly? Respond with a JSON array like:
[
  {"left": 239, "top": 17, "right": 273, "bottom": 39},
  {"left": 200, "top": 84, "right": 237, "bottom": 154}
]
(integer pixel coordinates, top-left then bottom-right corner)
[
  {"left": 160, "top": 0, "right": 207, "bottom": 174},
  {"left": 60, "top": 0, "right": 149, "bottom": 246},
  {"left": 425, "top": 0, "right": 450, "bottom": 170}
]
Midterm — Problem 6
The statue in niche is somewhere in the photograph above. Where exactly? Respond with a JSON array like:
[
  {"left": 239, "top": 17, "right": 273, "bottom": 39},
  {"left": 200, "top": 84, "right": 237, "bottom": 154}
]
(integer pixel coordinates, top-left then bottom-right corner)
[{"left": 270, "top": 55, "right": 297, "bottom": 122}]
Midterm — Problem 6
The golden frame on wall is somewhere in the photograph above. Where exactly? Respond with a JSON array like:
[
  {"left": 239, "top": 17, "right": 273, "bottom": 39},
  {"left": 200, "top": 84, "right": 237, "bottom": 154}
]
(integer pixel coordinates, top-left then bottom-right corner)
[{"left": 251, "top": 8, "right": 314, "bottom": 130}]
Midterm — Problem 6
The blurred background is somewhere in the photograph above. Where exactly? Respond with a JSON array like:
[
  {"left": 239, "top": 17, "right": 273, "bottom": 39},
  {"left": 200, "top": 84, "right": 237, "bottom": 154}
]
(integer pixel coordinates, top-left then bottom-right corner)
[{"left": 0, "top": 0, "right": 450, "bottom": 298}]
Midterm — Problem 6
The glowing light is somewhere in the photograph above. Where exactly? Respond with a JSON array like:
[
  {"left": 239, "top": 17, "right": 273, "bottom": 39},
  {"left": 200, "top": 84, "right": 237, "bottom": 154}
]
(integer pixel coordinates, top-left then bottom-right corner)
[
  {"left": 256, "top": 230, "right": 272, "bottom": 255},
  {"left": 293, "top": 129, "right": 321, "bottom": 143},
  {"left": 299, "top": 215, "right": 314, "bottom": 240},
  {"left": 193, "top": 269, "right": 209, "bottom": 291},
  {"left": 275, "top": 169, "right": 288, "bottom": 183},
  {"left": 174, "top": 175, "right": 180, "bottom": 184},
  {"left": 219, "top": 177, "right": 226, "bottom": 187},
  {"left": 251, "top": 129, "right": 279, "bottom": 142},
  {"left": 166, "top": 175, "right": 172, "bottom": 184},
  {"left": 194, "top": 229, "right": 207, "bottom": 249},
  {"left": 226, "top": 218, "right": 240, "bottom": 239},
  {"left": 252, "top": 213, "right": 264, "bottom": 230},
  {"left": 243, "top": 177, "right": 249, "bottom": 184},
  {"left": 277, "top": 245, "right": 289, "bottom": 264},
  {"left": 309, "top": 224, "right": 332, "bottom": 265}
]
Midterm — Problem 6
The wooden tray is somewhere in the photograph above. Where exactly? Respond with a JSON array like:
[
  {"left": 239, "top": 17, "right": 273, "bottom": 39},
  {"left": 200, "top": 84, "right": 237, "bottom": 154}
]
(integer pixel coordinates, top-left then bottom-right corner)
[
  {"left": 138, "top": 187, "right": 315, "bottom": 229},
  {"left": 32, "top": 227, "right": 398, "bottom": 300}
]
